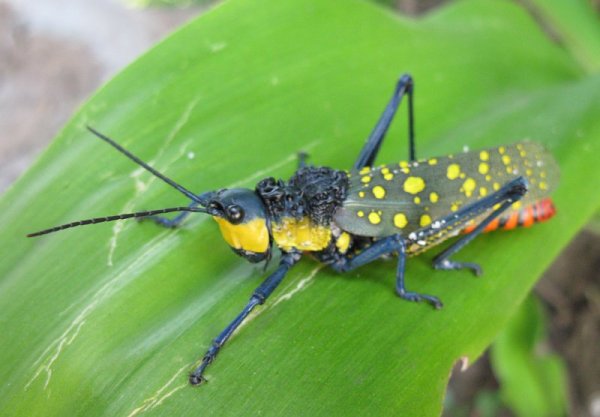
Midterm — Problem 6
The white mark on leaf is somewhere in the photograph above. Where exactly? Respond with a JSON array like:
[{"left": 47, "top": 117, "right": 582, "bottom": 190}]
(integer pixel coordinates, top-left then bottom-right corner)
[
  {"left": 126, "top": 364, "right": 189, "bottom": 417},
  {"left": 272, "top": 265, "right": 323, "bottom": 307},
  {"left": 209, "top": 41, "right": 227, "bottom": 52},
  {"left": 231, "top": 265, "right": 323, "bottom": 338},
  {"left": 107, "top": 99, "right": 199, "bottom": 266},
  {"left": 26, "top": 234, "right": 179, "bottom": 392}
]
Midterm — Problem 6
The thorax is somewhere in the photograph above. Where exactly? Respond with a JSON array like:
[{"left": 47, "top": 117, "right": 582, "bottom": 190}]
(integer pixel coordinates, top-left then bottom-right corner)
[{"left": 255, "top": 165, "right": 350, "bottom": 252}]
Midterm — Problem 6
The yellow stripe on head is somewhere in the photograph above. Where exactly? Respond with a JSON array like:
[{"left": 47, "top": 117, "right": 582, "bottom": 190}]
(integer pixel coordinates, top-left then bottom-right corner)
[{"left": 213, "top": 217, "right": 269, "bottom": 253}]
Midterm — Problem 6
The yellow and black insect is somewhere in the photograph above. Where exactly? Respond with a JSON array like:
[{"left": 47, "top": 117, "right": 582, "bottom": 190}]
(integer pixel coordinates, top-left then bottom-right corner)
[{"left": 27, "top": 74, "right": 559, "bottom": 385}]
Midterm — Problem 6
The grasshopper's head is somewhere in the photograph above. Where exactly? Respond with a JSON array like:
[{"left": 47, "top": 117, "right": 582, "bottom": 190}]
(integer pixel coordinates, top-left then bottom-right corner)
[{"left": 202, "top": 189, "right": 271, "bottom": 263}]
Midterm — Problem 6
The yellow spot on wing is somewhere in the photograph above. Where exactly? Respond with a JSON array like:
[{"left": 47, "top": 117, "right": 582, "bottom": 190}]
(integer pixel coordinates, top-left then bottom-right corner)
[
  {"left": 414, "top": 196, "right": 421, "bottom": 204},
  {"left": 480, "top": 150, "right": 489, "bottom": 161},
  {"left": 361, "top": 176, "right": 372, "bottom": 184},
  {"left": 358, "top": 191, "right": 365, "bottom": 198},
  {"left": 368, "top": 212, "right": 381, "bottom": 225},
  {"left": 539, "top": 181, "right": 548, "bottom": 190},
  {"left": 403, "top": 176, "right": 426, "bottom": 194},
  {"left": 420, "top": 214, "right": 432, "bottom": 227},
  {"left": 502, "top": 155, "right": 511, "bottom": 165},
  {"left": 478, "top": 162, "right": 489, "bottom": 175},
  {"left": 479, "top": 187, "right": 488, "bottom": 196},
  {"left": 399, "top": 161, "right": 410, "bottom": 174},
  {"left": 499, "top": 146, "right": 506, "bottom": 154},
  {"left": 428, "top": 158, "right": 438, "bottom": 165},
  {"left": 372, "top": 186, "right": 386, "bottom": 199},
  {"left": 447, "top": 164, "right": 461, "bottom": 180},
  {"left": 462, "top": 178, "right": 476, "bottom": 197},
  {"left": 394, "top": 213, "right": 408, "bottom": 228},
  {"left": 357, "top": 210, "right": 365, "bottom": 217},
  {"left": 429, "top": 192, "right": 439, "bottom": 203},
  {"left": 359, "top": 167, "right": 370, "bottom": 175},
  {"left": 384, "top": 172, "right": 394, "bottom": 181},
  {"left": 381, "top": 167, "right": 390, "bottom": 175}
]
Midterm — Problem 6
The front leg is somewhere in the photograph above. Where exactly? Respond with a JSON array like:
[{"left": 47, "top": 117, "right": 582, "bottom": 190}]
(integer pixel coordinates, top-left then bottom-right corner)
[
  {"left": 140, "top": 200, "right": 199, "bottom": 228},
  {"left": 189, "top": 250, "right": 301, "bottom": 385}
]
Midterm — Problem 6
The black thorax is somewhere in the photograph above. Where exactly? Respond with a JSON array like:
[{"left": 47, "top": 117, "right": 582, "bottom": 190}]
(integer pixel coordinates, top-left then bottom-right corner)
[{"left": 255, "top": 166, "right": 349, "bottom": 226}]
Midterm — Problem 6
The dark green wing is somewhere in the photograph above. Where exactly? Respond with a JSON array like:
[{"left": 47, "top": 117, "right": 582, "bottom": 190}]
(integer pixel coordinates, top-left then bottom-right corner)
[{"left": 333, "top": 142, "right": 559, "bottom": 237}]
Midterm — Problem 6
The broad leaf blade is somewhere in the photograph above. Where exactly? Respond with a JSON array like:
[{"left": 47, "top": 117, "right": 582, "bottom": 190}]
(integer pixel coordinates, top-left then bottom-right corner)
[{"left": 2, "top": 1, "right": 600, "bottom": 416}]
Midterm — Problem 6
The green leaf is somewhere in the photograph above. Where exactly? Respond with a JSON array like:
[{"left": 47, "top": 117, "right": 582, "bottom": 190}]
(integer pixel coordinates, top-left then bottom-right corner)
[
  {"left": 526, "top": 0, "right": 600, "bottom": 73},
  {"left": 491, "top": 296, "right": 569, "bottom": 417},
  {"left": 2, "top": 0, "right": 600, "bottom": 416}
]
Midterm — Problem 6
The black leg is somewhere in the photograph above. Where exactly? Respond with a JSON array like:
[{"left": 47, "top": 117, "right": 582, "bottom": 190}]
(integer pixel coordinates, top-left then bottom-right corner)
[
  {"left": 189, "top": 250, "right": 301, "bottom": 385},
  {"left": 353, "top": 74, "right": 416, "bottom": 170},
  {"left": 297, "top": 151, "right": 309, "bottom": 169},
  {"left": 396, "top": 176, "right": 528, "bottom": 275},
  {"left": 140, "top": 200, "right": 199, "bottom": 228},
  {"left": 432, "top": 184, "right": 527, "bottom": 274},
  {"left": 328, "top": 234, "right": 442, "bottom": 309}
]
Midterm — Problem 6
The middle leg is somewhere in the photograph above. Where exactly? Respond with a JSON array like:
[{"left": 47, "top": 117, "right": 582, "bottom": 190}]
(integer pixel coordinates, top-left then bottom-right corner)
[{"left": 325, "top": 234, "right": 443, "bottom": 309}]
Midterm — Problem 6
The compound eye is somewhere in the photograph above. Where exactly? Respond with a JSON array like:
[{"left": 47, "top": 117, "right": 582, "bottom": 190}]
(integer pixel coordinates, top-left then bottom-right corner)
[
  {"left": 227, "top": 205, "right": 244, "bottom": 224},
  {"left": 208, "top": 201, "right": 223, "bottom": 214}
]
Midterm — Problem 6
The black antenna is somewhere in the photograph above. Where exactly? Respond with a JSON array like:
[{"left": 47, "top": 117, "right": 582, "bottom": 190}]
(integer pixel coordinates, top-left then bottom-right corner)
[
  {"left": 27, "top": 206, "right": 207, "bottom": 238},
  {"left": 86, "top": 126, "right": 207, "bottom": 205}
]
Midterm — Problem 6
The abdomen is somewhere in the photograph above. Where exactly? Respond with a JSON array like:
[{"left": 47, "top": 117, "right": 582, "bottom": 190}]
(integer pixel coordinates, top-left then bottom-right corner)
[{"left": 462, "top": 197, "right": 556, "bottom": 234}]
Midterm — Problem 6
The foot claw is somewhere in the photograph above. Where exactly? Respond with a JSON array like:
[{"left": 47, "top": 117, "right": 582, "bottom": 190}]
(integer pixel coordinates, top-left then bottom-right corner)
[
  {"left": 189, "top": 373, "right": 206, "bottom": 386},
  {"left": 434, "top": 259, "right": 482, "bottom": 276},
  {"left": 189, "top": 350, "right": 217, "bottom": 386},
  {"left": 397, "top": 290, "right": 443, "bottom": 310}
]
